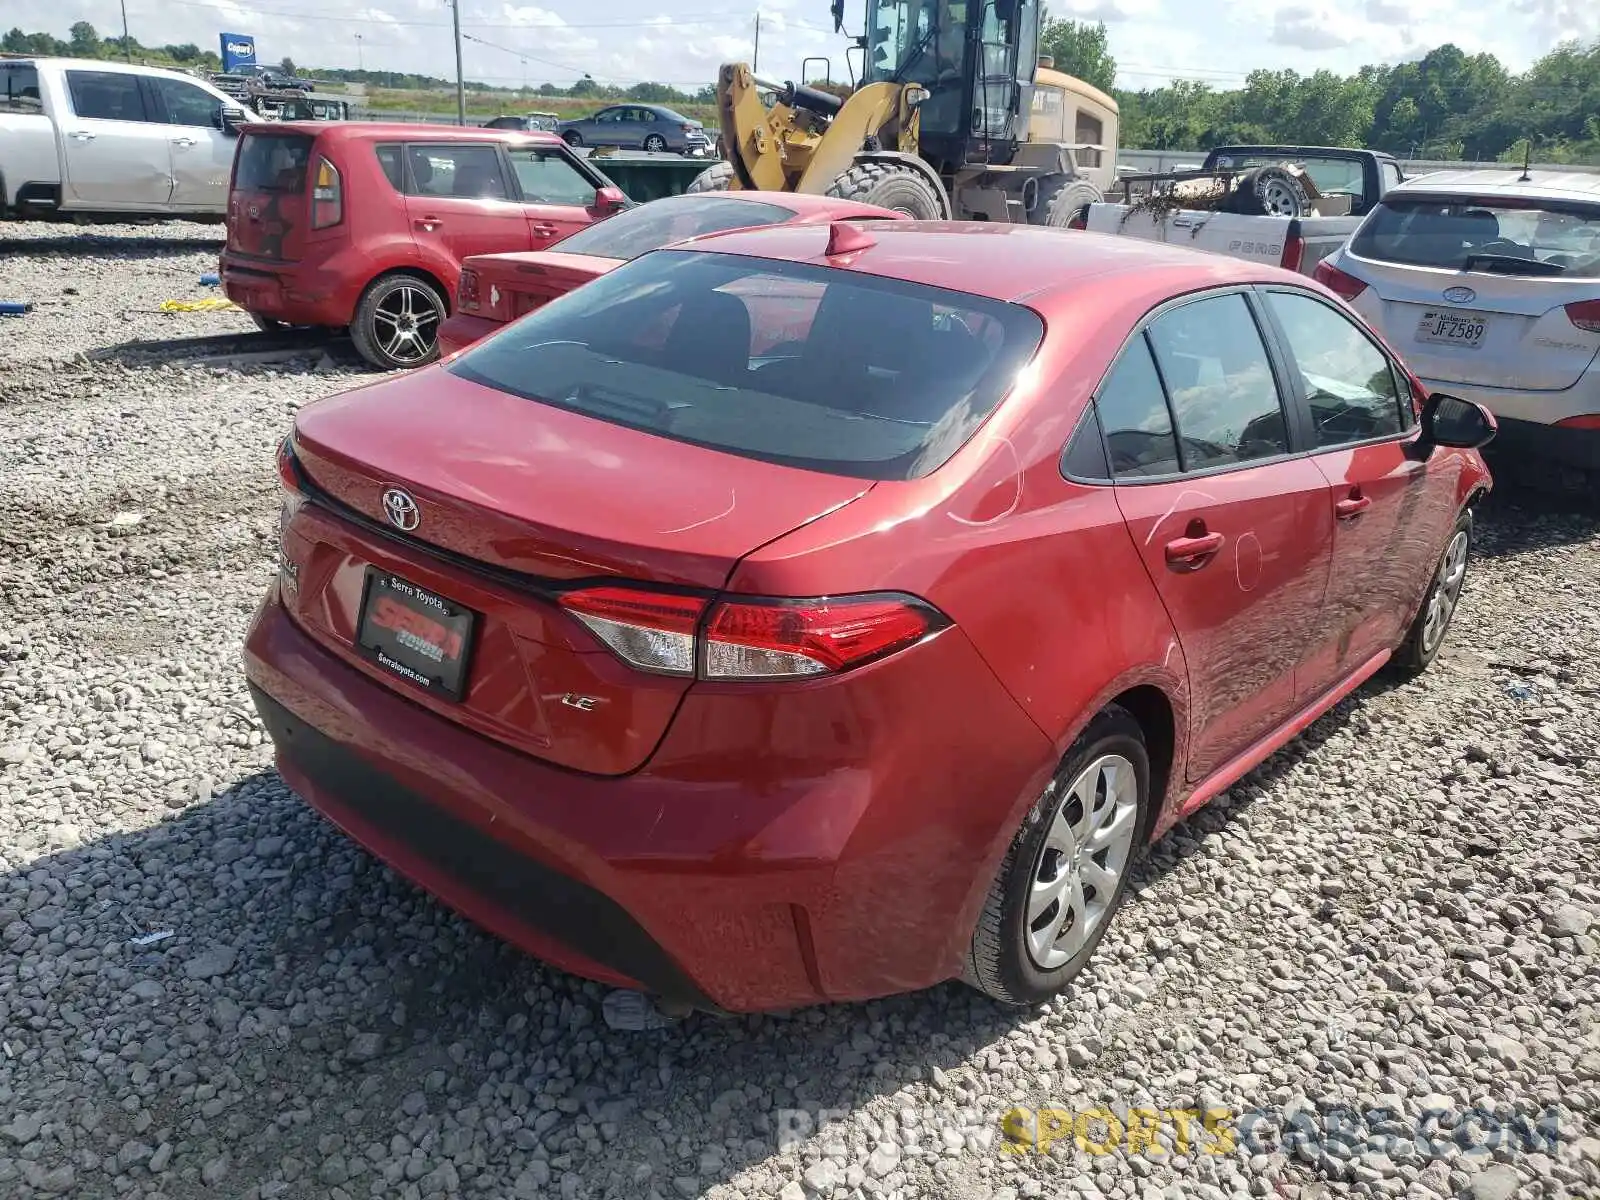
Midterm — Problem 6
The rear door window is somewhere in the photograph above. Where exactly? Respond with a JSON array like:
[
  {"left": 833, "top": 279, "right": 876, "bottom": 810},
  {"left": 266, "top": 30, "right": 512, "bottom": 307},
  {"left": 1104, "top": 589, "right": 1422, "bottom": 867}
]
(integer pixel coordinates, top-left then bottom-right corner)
[
  {"left": 233, "top": 133, "right": 313, "bottom": 192},
  {"left": 0, "top": 64, "right": 43, "bottom": 114},
  {"left": 66, "top": 70, "right": 150, "bottom": 122},
  {"left": 448, "top": 249, "right": 1044, "bottom": 481},
  {"left": 1262, "top": 290, "right": 1405, "bottom": 447},
  {"left": 506, "top": 148, "right": 596, "bottom": 206},
  {"left": 405, "top": 144, "right": 510, "bottom": 200}
]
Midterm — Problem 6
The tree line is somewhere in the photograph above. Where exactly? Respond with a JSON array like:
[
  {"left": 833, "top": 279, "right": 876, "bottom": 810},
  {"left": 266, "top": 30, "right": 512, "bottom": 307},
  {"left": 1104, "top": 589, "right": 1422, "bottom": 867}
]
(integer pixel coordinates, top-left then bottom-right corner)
[{"left": 1042, "top": 18, "right": 1600, "bottom": 164}]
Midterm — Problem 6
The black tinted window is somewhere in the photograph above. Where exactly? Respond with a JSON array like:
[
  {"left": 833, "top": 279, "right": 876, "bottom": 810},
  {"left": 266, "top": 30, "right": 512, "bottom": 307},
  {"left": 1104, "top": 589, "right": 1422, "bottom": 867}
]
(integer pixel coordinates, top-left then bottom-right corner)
[
  {"left": 374, "top": 144, "right": 404, "bottom": 192},
  {"left": 449, "top": 250, "right": 1045, "bottom": 481},
  {"left": 1147, "top": 294, "right": 1288, "bottom": 470},
  {"left": 0, "top": 65, "right": 42, "bottom": 114},
  {"left": 1096, "top": 335, "right": 1182, "bottom": 478},
  {"left": 554, "top": 194, "right": 797, "bottom": 261},
  {"left": 66, "top": 71, "right": 149, "bottom": 122},
  {"left": 1061, "top": 404, "right": 1110, "bottom": 481},
  {"left": 1265, "top": 291, "right": 1404, "bottom": 448},
  {"left": 407, "top": 145, "right": 508, "bottom": 200},
  {"left": 154, "top": 77, "right": 221, "bottom": 127},
  {"left": 234, "top": 134, "right": 312, "bottom": 192}
]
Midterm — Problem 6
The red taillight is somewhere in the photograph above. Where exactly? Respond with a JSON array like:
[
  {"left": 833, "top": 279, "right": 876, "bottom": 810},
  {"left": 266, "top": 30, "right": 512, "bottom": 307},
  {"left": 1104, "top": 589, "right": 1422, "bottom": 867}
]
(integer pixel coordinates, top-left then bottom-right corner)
[
  {"left": 310, "top": 156, "right": 342, "bottom": 230},
  {"left": 1280, "top": 232, "right": 1304, "bottom": 273},
  {"left": 1313, "top": 259, "right": 1367, "bottom": 301},
  {"left": 458, "top": 268, "right": 481, "bottom": 311},
  {"left": 557, "top": 586, "right": 947, "bottom": 679},
  {"left": 1564, "top": 299, "right": 1600, "bottom": 333},
  {"left": 1555, "top": 413, "right": 1600, "bottom": 430}
]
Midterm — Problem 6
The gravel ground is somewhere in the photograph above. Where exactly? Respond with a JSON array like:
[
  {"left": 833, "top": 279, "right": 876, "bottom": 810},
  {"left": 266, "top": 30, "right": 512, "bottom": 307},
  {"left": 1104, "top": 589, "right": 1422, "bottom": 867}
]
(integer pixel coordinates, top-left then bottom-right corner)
[{"left": 1, "top": 221, "right": 1598, "bottom": 1200}]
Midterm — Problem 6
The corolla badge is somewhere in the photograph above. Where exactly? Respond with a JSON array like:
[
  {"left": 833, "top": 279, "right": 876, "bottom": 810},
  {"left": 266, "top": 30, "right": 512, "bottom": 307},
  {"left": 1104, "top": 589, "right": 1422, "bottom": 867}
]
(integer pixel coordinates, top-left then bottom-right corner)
[
  {"left": 381, "top": 487, "right": 420, "bottom": 532},
  {"left": 1443, "top": 285, "right": 1476, "bottom": 304}
]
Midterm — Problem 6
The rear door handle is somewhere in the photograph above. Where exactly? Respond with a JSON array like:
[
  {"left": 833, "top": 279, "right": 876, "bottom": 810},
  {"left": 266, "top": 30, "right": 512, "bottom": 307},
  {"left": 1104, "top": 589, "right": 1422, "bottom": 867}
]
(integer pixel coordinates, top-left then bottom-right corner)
[
  {"left": 1335, "top": 495, "right": 1372, "bottom": 520},
  {"left": 1164, "top": 531, "right": 1226, "bottom": 567}
]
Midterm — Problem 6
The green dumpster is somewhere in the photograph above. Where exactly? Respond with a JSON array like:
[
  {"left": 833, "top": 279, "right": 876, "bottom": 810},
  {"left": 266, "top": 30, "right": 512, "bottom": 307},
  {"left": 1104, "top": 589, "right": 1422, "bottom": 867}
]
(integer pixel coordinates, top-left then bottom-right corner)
[{"left": 583, "top": 152, "right": 722, "bottom": 203}]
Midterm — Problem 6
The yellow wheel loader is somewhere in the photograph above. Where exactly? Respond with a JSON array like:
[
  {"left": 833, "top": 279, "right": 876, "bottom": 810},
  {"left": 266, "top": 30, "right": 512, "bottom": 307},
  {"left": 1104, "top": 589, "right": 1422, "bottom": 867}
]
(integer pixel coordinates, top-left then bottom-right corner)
[{"left": 686, "top": 0, "right": 1119, "bottom": 226}]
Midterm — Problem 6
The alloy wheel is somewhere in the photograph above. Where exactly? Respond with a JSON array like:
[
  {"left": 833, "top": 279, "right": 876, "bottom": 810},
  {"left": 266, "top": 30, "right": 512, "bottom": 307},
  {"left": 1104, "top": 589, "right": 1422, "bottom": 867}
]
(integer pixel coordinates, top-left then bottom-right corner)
[
  {"left": 1024, "top": 753, "right": 1140, "bottom": 970},
  {"left": 1421, "top": 528, "right": 1469, "bottom": 654},
  {"left": 370, "top": 284, "right": 442, "bottom": 366}
]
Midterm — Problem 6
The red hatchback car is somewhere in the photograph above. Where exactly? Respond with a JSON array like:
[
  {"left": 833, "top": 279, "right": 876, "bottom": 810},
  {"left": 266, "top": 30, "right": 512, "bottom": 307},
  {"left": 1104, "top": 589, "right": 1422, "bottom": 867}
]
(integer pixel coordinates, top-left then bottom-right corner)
[
  {"left": 438, "top": 190, "right": 906, "bottom": 357},
  {"left": 219, "top": 122, "right": 626, "bottom": 370},
  {"left": 245, "top": 223, "right": 1495, "bottom": 1014}
]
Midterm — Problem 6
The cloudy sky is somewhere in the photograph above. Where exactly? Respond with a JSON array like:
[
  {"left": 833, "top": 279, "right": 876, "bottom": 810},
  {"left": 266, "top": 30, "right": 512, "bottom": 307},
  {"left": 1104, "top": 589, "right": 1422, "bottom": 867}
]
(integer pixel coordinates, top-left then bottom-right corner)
[{"left": 7, "top": 0, "right": 1596, "bottom": 92}]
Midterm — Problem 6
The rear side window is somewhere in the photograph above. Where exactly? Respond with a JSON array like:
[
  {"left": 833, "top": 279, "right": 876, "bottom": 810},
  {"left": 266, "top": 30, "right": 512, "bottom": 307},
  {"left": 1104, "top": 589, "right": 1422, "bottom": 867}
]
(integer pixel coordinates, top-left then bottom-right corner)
[
  {"left": 448, "top": 249, "right": 1044, "bottom": 481},
  {"left": 66, "top": 71, "right": 149, "bottom": 122},
  {"left": 0, "top": 65, "right": 43, "bottom": 114},
  {"left": 1352, "top": 197, "right": 1600, "bottom": 279},
  {"left": 1146, "top": 294, "right": 1288, "bottom": 470},
  {"left": 506, "top": 148, "right": 596, "bottom": 206},
  {"left": 374, "top": 144, "right": 404, "bottom": 192},
  {"left": 407, "top": 144, "right": 509, "bottom": 200},
  {"left": 1263, "top": 291, "right": 1404, "bottom": 447},
  {"left": 1095, "top": 335, "right": 1181, "bottom": 478},
  {"left": 234, "top": 134, "right": 313, "bottom": 192},
  {"left": 552, "top": 194, "right": 798, "bottom": 262}
]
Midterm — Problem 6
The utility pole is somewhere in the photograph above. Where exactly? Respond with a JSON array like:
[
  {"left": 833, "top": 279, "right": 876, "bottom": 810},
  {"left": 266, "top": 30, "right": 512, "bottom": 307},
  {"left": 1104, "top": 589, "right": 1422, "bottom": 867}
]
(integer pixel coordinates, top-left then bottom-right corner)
[
  {"left": 450, "top": 0, "right": 466, "bottom": 125},
  {"left": 753, "top": 12, "right": 760, "bottom": 73},
  {"left": 355, "top": 33, "right": 364, "bottom": 71},
  {"left": 119, "top": 0, "right": 131, "bottom": 61}
]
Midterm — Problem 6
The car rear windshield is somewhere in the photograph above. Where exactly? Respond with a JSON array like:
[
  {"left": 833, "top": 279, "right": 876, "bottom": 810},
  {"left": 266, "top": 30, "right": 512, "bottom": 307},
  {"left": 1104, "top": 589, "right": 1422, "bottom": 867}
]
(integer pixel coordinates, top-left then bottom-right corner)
[
  {"left": 552, "top": 194, "right": 800, "bottom": 262},
  {"left": 448, "top": 249, "right": 1044, "bottom": 481},
  {"left": 234, "top": 133, "right": 313, "bottom": 193},
  {"left": 1351, "top": 196, "right": 1600, "bottom": 278}
]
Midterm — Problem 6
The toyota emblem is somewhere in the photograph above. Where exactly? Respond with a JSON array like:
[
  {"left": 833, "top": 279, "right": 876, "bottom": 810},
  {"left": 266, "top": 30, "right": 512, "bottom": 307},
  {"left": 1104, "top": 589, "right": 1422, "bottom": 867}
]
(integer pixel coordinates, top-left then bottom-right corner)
[
  {"left": 1443, "top": 285, "right": 1476, "bottom": 304},
  {"left": 381, "top": 487, "right": 419, "bottom": 532}
]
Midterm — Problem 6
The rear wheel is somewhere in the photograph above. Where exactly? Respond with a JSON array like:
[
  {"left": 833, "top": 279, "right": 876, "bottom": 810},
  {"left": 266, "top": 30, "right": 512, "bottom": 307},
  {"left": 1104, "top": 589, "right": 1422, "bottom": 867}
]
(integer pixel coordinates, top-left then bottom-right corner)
[
  {"left": 1392, "top": 508, "right": 1473, "bottom": 677},
  {"left": 966, "top": 706, "right": 1148, "bottom": 1006},
  {"left": 686, "top": 161, "right": 734, "bottom": 193},
  {"left": 826, "top": 161, "right": 948, "bottom": 219},
  {"left": 350, "top": 274, "right": 447, "bottom": 371},
  {"left": 1034, "top": 175, "right": 1102, "bottom": 228},
  {"left": 562, "top": 130, "right": 583, "bottom": 147},
  {"left": 643, "top": 133, "right": 668, "bottom": 152}
]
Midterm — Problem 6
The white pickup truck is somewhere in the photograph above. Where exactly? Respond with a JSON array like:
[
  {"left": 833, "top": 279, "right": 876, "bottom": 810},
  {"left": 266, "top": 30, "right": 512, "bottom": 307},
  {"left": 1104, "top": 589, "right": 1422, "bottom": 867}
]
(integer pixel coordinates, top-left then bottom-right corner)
[
  {"left": 0, "top": 57, "right": 249, "bottom": 221},
  {"left": 1084, "top": 145, "right": 1406, "bottom": 276}
]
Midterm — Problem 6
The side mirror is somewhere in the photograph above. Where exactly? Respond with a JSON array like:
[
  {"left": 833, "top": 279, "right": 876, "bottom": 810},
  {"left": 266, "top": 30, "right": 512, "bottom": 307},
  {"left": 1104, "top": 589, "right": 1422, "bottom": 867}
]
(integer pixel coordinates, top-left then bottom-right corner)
[
  {"left": 1414, "top": 393, "right": 1497, "bottom": 457},
  {"left": 831, "top": 0, "right": 846, "bottom": 32},
  {"left": 592, "top": 185, "right": 627, "bottom": 215},
  {"left": 217, "top": 105, "right": 248, "bottom": 136}
]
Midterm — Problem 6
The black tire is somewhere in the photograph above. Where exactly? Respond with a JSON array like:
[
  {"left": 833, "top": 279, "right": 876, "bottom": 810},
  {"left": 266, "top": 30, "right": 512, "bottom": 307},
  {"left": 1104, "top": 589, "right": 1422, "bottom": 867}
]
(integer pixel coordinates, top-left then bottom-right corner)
[
  {"left": 1391, "top": 507, "right": 1473, "bottom": 677},
  {"left": 1032, "top": 175, "right": 1102, "bottom": 228},
  {"left": 966, "top": 705, "right": 1150, "bottom": 1007},
  {"left": 643, "top": 134, "right": 668, "bottom": 153},
  {"left": 562, "top": 130, "right": 583, "bottom": 147},
  {"left": 686, "top": 161, "right": 735, "bottom": 194},
  {"left": 826, "top": 161, "right": 948, "bottom": 219},
  {"left": 248, "top": 313, "right": 318, "bottom": 334},
  {"left": 349, "top": 273, "right": 447, "bottom": 372}
]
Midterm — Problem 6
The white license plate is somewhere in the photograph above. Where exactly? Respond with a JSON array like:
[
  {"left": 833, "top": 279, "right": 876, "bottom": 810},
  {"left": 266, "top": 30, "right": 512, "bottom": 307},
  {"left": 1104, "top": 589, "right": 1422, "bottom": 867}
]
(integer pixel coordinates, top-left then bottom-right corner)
[{"left": 1415, "top": 309, "right": 1489, "bottom": 349}]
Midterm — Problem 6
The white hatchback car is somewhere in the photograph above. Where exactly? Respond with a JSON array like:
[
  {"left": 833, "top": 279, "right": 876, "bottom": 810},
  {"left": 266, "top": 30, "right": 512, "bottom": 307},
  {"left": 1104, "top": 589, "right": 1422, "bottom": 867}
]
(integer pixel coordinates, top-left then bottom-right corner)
[{"left": 1314, "top": 170, "right": 1600, "bottom": 486}]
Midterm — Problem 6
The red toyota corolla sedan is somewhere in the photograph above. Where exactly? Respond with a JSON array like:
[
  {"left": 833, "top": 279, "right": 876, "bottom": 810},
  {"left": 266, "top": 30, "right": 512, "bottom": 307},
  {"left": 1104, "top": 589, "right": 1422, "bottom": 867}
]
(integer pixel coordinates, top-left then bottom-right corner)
[
  {"left": 245, "top": 221, "right": 1495, "bottom": 1014},
  {"left": 437, "top": 191, "right": 906, "bottom": 357}
]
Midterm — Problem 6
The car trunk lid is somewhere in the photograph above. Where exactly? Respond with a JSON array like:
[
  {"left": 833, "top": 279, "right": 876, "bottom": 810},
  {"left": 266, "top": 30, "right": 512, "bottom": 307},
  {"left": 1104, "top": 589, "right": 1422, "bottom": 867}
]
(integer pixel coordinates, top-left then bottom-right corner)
[
  {"left": 462, "top": 250, "right": 620, "bottom": 324},
  {"left": 280, "top": 367, "right": 872, "bottom": 774},
  {"left": 225, "top": 129, "right": 315, "bottom": 262}
]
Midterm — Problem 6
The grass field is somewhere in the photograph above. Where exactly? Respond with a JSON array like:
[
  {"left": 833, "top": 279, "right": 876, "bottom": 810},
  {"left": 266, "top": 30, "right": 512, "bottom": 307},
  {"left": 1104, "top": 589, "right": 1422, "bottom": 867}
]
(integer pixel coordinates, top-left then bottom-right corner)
[{"left": 358, "top": 88, "right": 719, "bottom": 126}]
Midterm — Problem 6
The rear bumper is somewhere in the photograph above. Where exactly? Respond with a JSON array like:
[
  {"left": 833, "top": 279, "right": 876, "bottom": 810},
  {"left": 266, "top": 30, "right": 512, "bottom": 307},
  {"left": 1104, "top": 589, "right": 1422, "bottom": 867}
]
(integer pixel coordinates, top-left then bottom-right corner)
[
  {"left": 243, "top": 588, "right": 1053, "bottom": 1012},
  {"left": 220, "top": 251, "right": 363, "bottom": 328},
  {"left": 1415, "top": 372, "right": 1600, "bottom": 430},
  {"left": 438, "top": 312, "right": 502, "bottom": 358}
]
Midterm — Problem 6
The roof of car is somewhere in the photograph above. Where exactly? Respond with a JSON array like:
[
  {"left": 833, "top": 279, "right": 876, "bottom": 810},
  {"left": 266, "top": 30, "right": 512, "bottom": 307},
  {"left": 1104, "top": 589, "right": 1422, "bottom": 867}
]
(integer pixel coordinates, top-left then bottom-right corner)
[
  {"left": 679, "top": 221, "right": 1303, "bottom": 306},
  {"left": 7, "top": 56, "right": 215, "bottom": 84},
  {"left": 244, "top": 121, "right": 563, "bottom": 146},
  {"left": 1387, "top": 169, "right": 1600, "bottom": 204}
]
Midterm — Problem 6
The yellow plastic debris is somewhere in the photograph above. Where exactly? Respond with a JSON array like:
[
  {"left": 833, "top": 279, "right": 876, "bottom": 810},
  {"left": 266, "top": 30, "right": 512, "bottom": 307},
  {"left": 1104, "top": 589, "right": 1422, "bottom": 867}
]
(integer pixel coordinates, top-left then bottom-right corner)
[{"left": 158, "top": 298, "right": 239, "bottom": 312}]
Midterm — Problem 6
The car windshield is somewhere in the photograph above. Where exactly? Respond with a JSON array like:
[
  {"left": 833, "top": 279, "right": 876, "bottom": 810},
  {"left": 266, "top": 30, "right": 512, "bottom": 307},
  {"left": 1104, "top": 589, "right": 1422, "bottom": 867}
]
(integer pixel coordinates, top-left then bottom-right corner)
[
  {"left": 1351, "top": 196, "right": 1600, "bottom": 278},
  {"left": 551, "top": 195, "right": 800, "bottom": 262},
  {"left": 448, "top": 249, "right": 1044, "bottom": 481}
]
